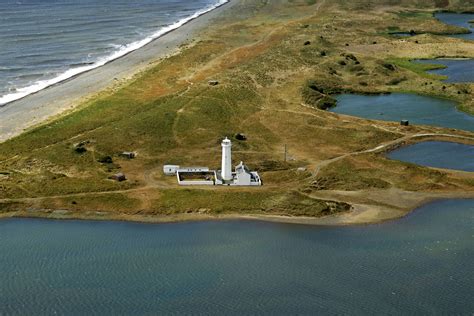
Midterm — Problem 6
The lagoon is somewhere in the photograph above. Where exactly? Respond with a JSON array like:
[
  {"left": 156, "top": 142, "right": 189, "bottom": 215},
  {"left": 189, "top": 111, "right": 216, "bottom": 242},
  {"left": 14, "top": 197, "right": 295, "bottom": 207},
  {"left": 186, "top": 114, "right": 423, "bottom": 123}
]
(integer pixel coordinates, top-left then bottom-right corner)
[
  {"left": 0, "top": 199, "right": 473, "bottom": 314},
  {"left": 435, "top": 12, "right": 474, "bottom": 41},
  {"left": 387, "top": 141, "right": 474, "bottom": 172},
  {"left": 332, "top": 93, "right": 474, "bottom": 132},
  {"left": 415, "top": 59, "right": 474, "bottom": 83}
]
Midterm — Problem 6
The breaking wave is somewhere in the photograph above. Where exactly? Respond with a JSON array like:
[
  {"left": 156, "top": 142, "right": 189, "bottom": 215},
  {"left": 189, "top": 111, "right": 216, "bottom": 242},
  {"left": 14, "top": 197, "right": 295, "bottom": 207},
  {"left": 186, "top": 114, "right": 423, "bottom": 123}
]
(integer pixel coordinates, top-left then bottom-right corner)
[{"left": 0, "top": 0, "right": 229, "bottom": 106}]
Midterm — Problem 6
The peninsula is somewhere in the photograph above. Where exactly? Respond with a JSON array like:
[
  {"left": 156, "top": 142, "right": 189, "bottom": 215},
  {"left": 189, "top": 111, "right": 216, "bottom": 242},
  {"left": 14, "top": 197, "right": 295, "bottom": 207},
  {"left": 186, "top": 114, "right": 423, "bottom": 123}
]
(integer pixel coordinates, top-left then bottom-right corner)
[{"left": 1, "top": 0, "right": 473, "bottom": 225}]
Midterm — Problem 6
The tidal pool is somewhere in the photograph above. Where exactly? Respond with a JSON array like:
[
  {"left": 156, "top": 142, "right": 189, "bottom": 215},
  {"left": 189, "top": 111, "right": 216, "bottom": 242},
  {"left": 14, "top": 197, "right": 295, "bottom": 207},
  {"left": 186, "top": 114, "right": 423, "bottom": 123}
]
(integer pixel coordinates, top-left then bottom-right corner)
[
  {"left": 389, "top": 32, "right": 415, "bottom": 37},
  {"left": 0, "top": 199, "right": 473, "bottom": 314},
  {"left": 332, "top": 93, "right": 474, "bottom": 132},
  {"left": 435, "top": 12, "right": 474, "bottom": 40},
  {"left": 415, "top": 59, "right": 474, "bottom": 83},
  {"left": 387, "top": 141, "right": 474, "bottom": 172}
]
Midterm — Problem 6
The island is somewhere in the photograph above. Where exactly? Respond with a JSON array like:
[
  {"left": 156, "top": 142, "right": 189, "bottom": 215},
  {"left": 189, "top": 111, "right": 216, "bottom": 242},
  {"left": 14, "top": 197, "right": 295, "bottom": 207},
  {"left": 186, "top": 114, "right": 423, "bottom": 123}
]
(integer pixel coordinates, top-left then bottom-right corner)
[{"left": 0, "top": 0, "right": 473, "bottom": 225}]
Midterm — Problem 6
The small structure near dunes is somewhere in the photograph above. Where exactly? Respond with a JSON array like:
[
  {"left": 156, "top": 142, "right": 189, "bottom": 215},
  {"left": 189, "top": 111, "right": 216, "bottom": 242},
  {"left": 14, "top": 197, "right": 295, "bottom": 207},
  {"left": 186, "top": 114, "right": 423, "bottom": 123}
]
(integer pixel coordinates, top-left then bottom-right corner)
[
  {"left": 110, "top": 172, "right": 126, "bottom": 182},
  {"left": 400, "top": 120, "right": 409, "bottom": 126},
  {"left": 235, "top": 133, "right": 247, "bottom": 141},
  {"left": 120, "top": 151, "right": 136, "bottom": 159}
]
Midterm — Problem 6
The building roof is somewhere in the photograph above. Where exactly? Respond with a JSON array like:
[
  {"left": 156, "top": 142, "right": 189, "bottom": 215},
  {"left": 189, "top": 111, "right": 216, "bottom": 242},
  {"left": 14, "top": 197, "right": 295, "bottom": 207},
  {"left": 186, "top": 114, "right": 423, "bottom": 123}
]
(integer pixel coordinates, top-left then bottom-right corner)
[{"left": 235, "top": 161, "right": 251, "bottom": 174}]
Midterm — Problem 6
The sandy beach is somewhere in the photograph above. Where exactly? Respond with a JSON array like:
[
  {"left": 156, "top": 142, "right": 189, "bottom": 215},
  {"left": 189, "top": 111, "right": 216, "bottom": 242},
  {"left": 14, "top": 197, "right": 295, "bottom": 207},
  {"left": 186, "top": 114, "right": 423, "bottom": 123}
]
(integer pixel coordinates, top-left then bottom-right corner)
[{"left": 0, "top": 0, "right": 237, "bottom": 143}]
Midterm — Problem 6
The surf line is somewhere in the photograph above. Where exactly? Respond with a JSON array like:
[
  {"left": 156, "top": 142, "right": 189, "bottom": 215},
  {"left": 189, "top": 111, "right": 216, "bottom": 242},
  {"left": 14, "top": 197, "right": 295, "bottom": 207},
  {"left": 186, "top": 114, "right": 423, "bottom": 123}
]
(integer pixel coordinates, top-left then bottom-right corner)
[{"left": 0, "top": 0, "right": 230, "bottom": 107}]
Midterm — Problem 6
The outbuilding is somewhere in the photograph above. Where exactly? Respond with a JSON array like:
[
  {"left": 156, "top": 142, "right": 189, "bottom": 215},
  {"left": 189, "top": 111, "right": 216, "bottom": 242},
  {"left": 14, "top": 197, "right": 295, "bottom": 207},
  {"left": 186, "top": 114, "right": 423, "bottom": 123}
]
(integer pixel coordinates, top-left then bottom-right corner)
[
  {"left": 110, "top": 173, "right": 127, "bottom": 182},
  {"left": 163, "top": 165, "right": 180, "bottom": 176},
  {"left": 120, "top": 152, "right": 136, "bottom": 159}
]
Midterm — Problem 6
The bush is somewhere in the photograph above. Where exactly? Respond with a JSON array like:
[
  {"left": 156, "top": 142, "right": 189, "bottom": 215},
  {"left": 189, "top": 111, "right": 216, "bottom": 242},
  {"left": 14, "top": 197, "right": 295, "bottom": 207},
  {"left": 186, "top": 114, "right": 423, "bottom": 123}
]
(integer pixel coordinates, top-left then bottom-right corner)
[
  {"left": 387, "top": 77, "right": 407, "bottom": 85},
  {"left": 98, "top": 155, "right": 113, "bottom": 164},
  {"left": 382, "top": 63, "right": 396, "bottom": 71},
  {"left": 74, "top": 147, "right": 87, "bottom": 154}
]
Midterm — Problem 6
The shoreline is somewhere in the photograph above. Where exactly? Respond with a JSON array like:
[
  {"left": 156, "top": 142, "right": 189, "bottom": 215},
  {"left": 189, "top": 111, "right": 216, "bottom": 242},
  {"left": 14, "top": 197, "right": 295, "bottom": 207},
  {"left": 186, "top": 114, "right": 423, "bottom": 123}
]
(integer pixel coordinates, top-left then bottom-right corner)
[
  {"left": 1, "top": 192, "right": 473, "bottom": 227},
  {"left": 0, "top": 0, "right": 237, "bottom": 143},
  {"left": 0, "top": 0, "right": 230, "bottom": 107},
  {"left": 0, "top": 0, "right": 473, "bottom": 229}
]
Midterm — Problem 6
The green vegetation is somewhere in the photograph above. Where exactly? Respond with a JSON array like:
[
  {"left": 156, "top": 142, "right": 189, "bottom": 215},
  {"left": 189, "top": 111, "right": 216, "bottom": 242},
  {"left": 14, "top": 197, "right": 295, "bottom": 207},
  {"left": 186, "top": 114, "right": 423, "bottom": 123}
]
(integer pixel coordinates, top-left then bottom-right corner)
[
  {"left": 310, "top": 153, "right": 472, "bottom": 193},
  {"left": 302, "top": 80, "right": 339, "bottom": 110},
  {"left": 0, "top": 0, "right": 473, "bottom": 221},
  {"left": 151, "top": 189, "right": 350, "bottom": 217},
  {"left": 397, "top": 11, "right": 434, "bottom": 19},
  {"left": 44, "top": 194, "right": 142, "bottom": 212},
  {"left": 387, "top": 58, "right": 447, "bottom": 79}
]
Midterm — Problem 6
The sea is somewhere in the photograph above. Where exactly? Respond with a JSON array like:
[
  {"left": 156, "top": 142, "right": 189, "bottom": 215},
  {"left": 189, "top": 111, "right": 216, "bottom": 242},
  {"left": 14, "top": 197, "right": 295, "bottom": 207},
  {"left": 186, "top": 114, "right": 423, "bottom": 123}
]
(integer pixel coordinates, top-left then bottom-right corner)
[
  {"left": 0, "top": 0, "right": 227, "bottom": 106},
  {"left": 0, "top": 199, "right": 473, "bottom": 314}
]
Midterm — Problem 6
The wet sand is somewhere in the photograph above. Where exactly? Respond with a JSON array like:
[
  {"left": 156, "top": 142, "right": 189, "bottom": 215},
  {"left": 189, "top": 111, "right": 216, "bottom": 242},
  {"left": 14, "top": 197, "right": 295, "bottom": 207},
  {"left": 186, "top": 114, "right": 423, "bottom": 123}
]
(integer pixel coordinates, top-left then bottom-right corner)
[{"left": 0, "top": 0, "right": 237, "bottom": 142}]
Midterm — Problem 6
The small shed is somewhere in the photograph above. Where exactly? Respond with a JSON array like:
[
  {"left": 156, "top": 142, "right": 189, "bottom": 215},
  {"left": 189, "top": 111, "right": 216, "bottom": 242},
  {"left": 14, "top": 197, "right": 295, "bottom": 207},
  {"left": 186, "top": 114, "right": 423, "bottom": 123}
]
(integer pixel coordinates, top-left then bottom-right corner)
[
  {"left": 400, "top": 120, "right": 409, "bottom": 126},
  {"left": 163, "top": 165, "right": 180, "bottom": 176},
  {"left": 235, "top": 133, "right": 247, "bottom": 141},
  {"left": 208, "top": 80, "right": 219, "bottom": 86},
  {"left": 110, "top": 173, "right": 127, "bottom": 182},
  {"left": 120, "top": 152, "right": 136, "bottom": 159}
]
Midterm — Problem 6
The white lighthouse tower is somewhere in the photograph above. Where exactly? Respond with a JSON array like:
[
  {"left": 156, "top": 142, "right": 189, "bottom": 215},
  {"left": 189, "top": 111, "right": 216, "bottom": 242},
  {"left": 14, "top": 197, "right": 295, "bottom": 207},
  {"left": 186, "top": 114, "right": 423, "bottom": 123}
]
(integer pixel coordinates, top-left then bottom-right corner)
[{"left": 221, "top": 137, "right": 233, "bottom": 181}]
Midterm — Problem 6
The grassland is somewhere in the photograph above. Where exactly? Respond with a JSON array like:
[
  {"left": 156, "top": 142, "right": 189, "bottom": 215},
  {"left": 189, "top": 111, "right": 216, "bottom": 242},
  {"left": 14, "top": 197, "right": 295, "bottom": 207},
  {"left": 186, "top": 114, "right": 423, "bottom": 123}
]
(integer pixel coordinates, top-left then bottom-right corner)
[{"left": 1, "top": 0, "right": 473, "bottom": 225}]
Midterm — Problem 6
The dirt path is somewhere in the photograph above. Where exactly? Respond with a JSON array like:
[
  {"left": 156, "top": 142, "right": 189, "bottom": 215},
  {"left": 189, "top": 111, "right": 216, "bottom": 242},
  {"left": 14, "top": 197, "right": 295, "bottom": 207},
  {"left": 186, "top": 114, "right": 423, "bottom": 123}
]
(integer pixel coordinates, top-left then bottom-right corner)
[
  {"left": 1, "top": 131, "right": 471, "bottom": 206},
  {"left": 314, "top": 132, "right": 474, "bottom": 177}
]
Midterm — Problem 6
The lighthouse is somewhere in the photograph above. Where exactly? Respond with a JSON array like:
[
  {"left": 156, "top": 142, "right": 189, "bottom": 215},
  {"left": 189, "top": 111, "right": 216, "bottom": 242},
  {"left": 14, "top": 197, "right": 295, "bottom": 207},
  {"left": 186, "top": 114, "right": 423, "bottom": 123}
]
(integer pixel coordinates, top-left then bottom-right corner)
[
  {"left": 165, "top": 136, "right": 261, "bottom": 186},
  {"left": 221, "top": 137, "right": 233, "bottom": 181}
]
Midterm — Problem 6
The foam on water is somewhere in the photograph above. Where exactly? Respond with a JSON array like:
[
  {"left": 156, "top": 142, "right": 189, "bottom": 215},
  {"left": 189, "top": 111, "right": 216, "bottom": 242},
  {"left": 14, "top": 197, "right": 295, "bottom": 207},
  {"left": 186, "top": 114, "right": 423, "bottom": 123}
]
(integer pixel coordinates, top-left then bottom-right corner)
[{"left": 0, "top": 0, "right": 228, "bottom": 106}]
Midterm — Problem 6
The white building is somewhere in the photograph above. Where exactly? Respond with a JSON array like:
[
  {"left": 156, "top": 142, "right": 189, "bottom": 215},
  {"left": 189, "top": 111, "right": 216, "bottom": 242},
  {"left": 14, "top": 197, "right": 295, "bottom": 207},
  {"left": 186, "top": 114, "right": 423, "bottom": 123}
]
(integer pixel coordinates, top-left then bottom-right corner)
[
  {"left": 221, "top": 137, "right": 233, "bottom": 181},
  {"left": 164, "top": 137, "right": 261, "bottom": 186},
  {"left": 216, "top": 138, "right": 261, "bottom": 186},
  {"left": 163, "top": 165, "right": 209, "bottom": 176},
  {"left": 233, "top": 161, "right": 262, "bottom": 186},
  {"left": 163, "top": 165, "right": 180, "bottom": 176}
]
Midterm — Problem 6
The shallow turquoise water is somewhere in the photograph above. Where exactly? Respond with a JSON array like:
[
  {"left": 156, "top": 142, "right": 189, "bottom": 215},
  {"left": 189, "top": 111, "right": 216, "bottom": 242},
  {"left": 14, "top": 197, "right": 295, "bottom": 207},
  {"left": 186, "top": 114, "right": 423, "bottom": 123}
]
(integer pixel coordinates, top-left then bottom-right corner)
[
  {"left": 387, "top": 141, "right": 474, "bottom": 172},
  {"left": 0, "top": 199, "right": 473, "bottom": 314},
  {"left": 435, "top": 12, "right": 474, "bottom": 41},
  {"left": 332, "top": 93, "right": 474, "bottom": 132},
  {"left": 415, "top": 59, "right": 474, "bottom": 83}
]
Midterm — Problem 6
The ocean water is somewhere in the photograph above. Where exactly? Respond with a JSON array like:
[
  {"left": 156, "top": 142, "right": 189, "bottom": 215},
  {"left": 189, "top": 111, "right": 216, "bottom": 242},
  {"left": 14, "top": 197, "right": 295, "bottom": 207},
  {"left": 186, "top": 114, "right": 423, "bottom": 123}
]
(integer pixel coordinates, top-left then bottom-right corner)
[
  {"left": 387, "top": 141, "right": 474, "bottom": 172},
  {"left": 0, "top": 0, "right": 227, "bottom": 106},
  {"left": 435, "top": 12, "right": 474, "bottom": 41},
  {"left": 332, "top": 93, "right": 474, "bottom": 132},
  {"left": 415, "top": 59, "right": 474, "bottom": 83},
  {"left": 0, "top": 199, "right": 473, "bottom": 314}
]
